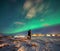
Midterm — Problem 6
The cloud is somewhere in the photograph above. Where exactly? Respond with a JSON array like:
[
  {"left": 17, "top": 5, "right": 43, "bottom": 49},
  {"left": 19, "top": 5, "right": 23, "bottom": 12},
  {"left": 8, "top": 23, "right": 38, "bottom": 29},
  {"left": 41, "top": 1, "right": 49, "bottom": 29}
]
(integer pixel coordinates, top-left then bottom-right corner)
[
  {"left": 23, "top": 1, "right": 32, "bottom": 10},
  {"left": 40, "top": 19, "right": 45, "bottom": 22},
  {"left": 26, "top": 7, "right": 36, "bottom": 19},
  {"left": 23, "top": 0, "right": 43, "bottom": 9},
  {"left": 14, "top": 22, "right": 25, "bottom": 25},
  {"left": 43, "top": 24, "right": 49, "bottom": 27},
  {"left": 23, "top": 0, "right": 50, "bottom": 19},
  {"left": 37, "top": 4, "right": 44, "bottom": 13}
]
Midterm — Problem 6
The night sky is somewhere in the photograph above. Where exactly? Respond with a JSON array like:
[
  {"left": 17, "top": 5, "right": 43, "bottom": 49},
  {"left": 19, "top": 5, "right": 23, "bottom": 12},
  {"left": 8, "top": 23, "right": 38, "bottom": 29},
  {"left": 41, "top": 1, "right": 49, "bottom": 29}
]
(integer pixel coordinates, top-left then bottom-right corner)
[{"left": 0, "top": 0, "right": 60, "bottom": 34}]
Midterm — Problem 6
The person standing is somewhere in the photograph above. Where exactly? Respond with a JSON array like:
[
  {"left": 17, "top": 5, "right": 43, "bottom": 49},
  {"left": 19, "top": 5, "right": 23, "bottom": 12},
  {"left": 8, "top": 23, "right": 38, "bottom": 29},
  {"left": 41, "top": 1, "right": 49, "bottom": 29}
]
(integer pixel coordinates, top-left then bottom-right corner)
[{"left": 27, "top": 30, "right": 32, "bottom": 40}]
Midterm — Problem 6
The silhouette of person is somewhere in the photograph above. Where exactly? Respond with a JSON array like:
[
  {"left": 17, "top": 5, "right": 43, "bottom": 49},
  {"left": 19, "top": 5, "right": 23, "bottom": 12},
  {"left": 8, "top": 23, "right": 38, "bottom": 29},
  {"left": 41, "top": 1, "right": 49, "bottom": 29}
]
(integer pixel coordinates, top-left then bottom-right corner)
[{"left": 27, "top": 30, "right": 32, "bottom": 40}]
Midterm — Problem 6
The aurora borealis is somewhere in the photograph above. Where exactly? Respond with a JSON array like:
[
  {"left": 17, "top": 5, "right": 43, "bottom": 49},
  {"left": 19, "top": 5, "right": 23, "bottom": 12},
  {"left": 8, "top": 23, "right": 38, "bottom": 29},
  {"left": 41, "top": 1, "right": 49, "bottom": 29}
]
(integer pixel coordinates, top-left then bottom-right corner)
[{"left": 0, "top": 0, "right": 60, "bottom": 34}]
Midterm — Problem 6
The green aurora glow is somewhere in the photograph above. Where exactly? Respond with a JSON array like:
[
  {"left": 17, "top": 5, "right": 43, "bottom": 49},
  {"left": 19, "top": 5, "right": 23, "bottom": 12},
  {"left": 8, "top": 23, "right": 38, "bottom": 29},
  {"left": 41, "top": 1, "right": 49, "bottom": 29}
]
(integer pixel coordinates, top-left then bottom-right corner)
[
  {"left": 0, "top": 0, "right": 60, "bottom": 34},
  {"left": 3, "top": 10, "right": 60, "bottom": 34}
]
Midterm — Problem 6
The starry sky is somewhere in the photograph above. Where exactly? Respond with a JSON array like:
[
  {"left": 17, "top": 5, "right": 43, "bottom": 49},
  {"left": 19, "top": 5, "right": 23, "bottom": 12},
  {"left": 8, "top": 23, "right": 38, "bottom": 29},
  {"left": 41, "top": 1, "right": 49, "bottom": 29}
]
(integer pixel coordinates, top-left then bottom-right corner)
[{"left": 0, "top": 0, "right": 60, "bottom": 34}]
